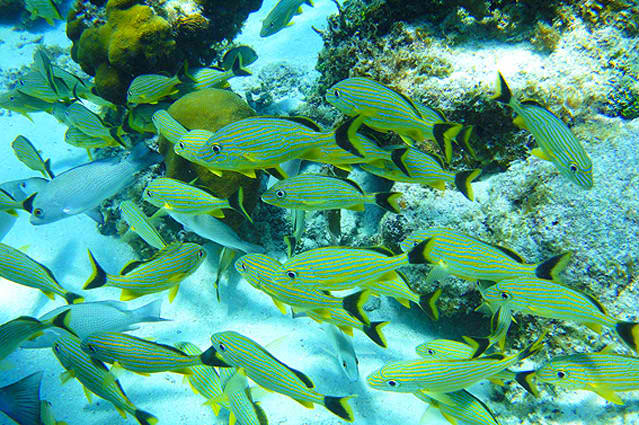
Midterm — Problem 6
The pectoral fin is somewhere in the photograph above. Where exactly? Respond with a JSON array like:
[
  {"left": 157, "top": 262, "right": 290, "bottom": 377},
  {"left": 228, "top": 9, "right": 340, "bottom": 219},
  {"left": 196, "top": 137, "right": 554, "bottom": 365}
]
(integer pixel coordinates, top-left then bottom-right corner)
[{"left": 168, "top": 285, "right": 180, "bottom": 303}]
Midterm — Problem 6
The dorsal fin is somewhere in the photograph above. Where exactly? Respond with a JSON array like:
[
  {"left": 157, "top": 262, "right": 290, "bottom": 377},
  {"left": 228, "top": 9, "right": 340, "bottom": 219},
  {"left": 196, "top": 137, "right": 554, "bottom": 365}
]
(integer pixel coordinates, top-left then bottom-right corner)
[
  {"left": 387, "top": 86, "right": 422, "bottom": 118},
  {"left": 278, "top": 116, "right": 321, "bottom": 132},
  {"left": 521, "top": 99, "right": 544, "bottom": 107},
  {"left": 583, "top": 292, "right": 607, "bottom": 315},
  {"left": 120, "top": 260, "right": 145, "bottom": 275},
  {"left": 492, "top": 244, "right": 524, "bottom": 263},
  {"left": 255, "top": 345, "right": 315, "bottom": 388},
  {"left": 120, "top": 242, "right": 182, "bottom": 275},
  {"left": 337, "top": 177, "right": 364, "bottom": 194},
  {"left": 364, "top": 246, "right": 396, "bottom": 256}
]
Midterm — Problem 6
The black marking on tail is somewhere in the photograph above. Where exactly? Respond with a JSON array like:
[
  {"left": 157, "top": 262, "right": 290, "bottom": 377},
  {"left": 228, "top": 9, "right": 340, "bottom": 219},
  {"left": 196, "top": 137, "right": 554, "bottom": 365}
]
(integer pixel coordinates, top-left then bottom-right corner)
[
  {"left": 231, "top": 55, "right": 251, "bottom": 77},
  {"left": 284, "top": 235, "right": 296, "bottom": 258},
  {"left": 342, "top": 290, "right": 370, "bottom": 325},
  {"left": 264, "top": 168, "right": 286, "bottom": 180},
  {"left": 418, "top": 288, "right": 441, "bottom": 321},
  {"left": 535, "top": 253, "right": 571, "bottom": 281},
  {"left": 454, "top": 169, "right": 480, "bottom": 201},
  {"left": 374, "top": 192, "right": 402, "bottom": 213},
  {"left": 432, "top": 123, "right": 455, "bottom": 159},
  {"left": 390, "top": 148, "right": 411, "bottom": 177},
  {"left": 83, "top": 250, "right": 107, "bottom": 289},
  {"left": 463, "top": 336, "right": 490, "bottom": 358},
  {"left": 515, "top": 371, "right": 538, "bottom": 396},
  {"left": 200, "top": 345, "right": 231, "bottom": 367},
  {"left": 324, "top": 396, "right": 354, "bottom": 422},
  {"left": 616, "top": 322, "right": 639, "bottom": 353},
  {"left": 43, "top": 159, "right": 55, "bottom": 179},
  {"left": 228, "top": 187, "right": 253, "bottom": 223},
  {"left": 494, "top": 72, "right": 512, "bottom": 104},
  {"left": 134, "top": 409, "right": 158, "bottom": 425},
  {"left": 335, "top": 116, "right": 364, "bottom": 158},
  {"left": 363, "top": 321, "right": 388, "bottom": 348},
  {"left": 64, "top": 292, "right": 84, "bottom": 305},
  {"left": 407, "top": 239, "right": 430, "bottom": 265},
  {"left": 52, "top": 309, "right": 77, "bottom": 337}
]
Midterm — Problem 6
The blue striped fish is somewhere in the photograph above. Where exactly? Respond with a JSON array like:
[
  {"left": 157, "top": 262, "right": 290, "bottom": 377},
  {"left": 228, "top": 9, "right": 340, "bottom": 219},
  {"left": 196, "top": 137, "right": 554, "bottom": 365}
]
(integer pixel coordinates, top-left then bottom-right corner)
[
  {"left": 399, "top": 227, "right": 571, "bottom": 284},
  {"left": 326, "top": 77, "right": 463, "bottom": 162},
  {"left": 152, "top": 110, "right": 188, "bottom": 144},
  {"left": 494, "top": 72, "right": 593, "bottom": 189},
  {"left": 0, "top": 372, "right": 44, "bottom": 425},
  {"left": 218, "top": 367, "right": 268, "bottom": 425},
  {"left": 367, "top": 334, "right": 543, "bottom": 394},
  {"left": 0, "top": 311, "right": 72, "bottom": 365},
  {"left": 127, "top": 74, "right": 180, "bottom": 105},
  {"left": 521, "top": 350, "right": 639, "bottom": 405},
  {"left": 482, "top": 276, "right": 639, "bottom": 353},
  {"left": 51, "top": 333, "right": 157, "bottom": 425},
  {"left": 361, "top": 146, "right": 480, "bottom": 201},
  {"left": 415, "top": 339, "right": 477, "bottom": 360},
  {"left": 11, "top": 135, "right": 54, "bottom": 178},
  {"left": 261, "top": 174, "right": 402, "bottom": 213},
  {"left": 64, "top": 126, "right": 117, "bottom": 154},
  {"left": 0, "top": 89, "right": 54, "bottom": 119},
  {"left": 15, "top": 71, "right": 60, "bottom": 102},
  {"left": 174, "top": 129, "right": 216, "bottom": 168},
  {"left": 83, "top": 241, "right": 206, "bottom": 302},
  {"left": 235, "top": 253, "right": 370, "bottom": 324},
  {"left": 316, "top": 131, "right": 391, "bottom": 171},
  {"left": 414, "top": 389, "right": 500, "bottom": 425},
  {"left": 120, "top": 200, "right": 166, "bottom": 249},
  {"left": 143, "top": 177, "right": 251, "bottom": 222},
  {"left": 202, "top": 331, "right": 356, "bottom": 422},
  {"left": 185, "top": 55, "right": 250, "bottom": 90},
  {"left": 81, "top": 332, "right": 218, "bottom": 375},
  {"left": 275, "top": 243, "right": 429, "bottom": 290},
  {"left": 0, "top": 242, "right": 83, "bottom": 304},
  {"left": 63, "top": 102, "right": 123, "bottom": 146}
]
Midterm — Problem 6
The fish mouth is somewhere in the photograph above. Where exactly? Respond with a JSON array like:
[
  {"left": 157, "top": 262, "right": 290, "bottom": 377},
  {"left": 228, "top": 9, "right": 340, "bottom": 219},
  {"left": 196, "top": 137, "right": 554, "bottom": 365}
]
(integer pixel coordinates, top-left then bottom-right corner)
[{"left": 200, "top": 346, "right": 231, "bottom": 367}]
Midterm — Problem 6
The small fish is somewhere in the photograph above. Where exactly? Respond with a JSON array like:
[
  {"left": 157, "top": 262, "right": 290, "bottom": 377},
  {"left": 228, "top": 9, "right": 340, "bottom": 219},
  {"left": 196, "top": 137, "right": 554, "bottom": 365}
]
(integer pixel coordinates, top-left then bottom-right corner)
[
  {"left": 414, "top": 389, "right": 501, "bottom": 425},
  {"left": 235, "top": 253, "right": 371, "bottom": 324},
  {"left": 125, "top": 103, "right": 171, "bottom": 134},
  {"left": 0, "top": 311, "right": 73, "bottom": 366},
  {"left": 81, "top": 332, "right": 218, "bottom": 375},
  {"left": 127, "top": 74, "right": 181, "bottom": 105},
  {"left": 152, "top": 110, "right": 188, "bottom": 144},
  {"left": 51, "top": 333, "right": 158, "bottom": 425},
  {"left": 220, "top": 46, "right": 258, "bottom": 70},
  {"left": 23, "top": 143, "right": 162, "bottom": 225},
  {"left": 24, "top": 0, "right": 62, "bottom": 26},
  {"left": 33, "top": 48, "right": 59, "bottom": 95},
  {"left": 361, "top": 146, "right": 480, "bottom": 201},
  {"left": 0, "top": 178, "right": 48, "bottom": 202},
  {"left": 40, "top": 400, "right": 66, "bottom": 425},
  {"left": 364, "top": 272, "right": 441, "bottom": 320},
  {"left": 520, "top": 350, "right": 639, "bottom": 405},
  {"left": 64, "top": 126, "right": 116, "bottom": 154},
  {"left": 416, "top": 339, "right": 477, "bottom": 360},
  {"left": 261, "top": 174, "right": 402, "bottom": 213},
  {"left": 120, "top": 200, "right": 166, "bottom": 249},
  {"left": 11, "top": 135, "right": 54, "bottom": 178},
  {"left": 275, "top": 243, "right": 429, "bottom": 290},
  {"left": 0, "top": 89, "right": 54, "bottom": 118},
  {"left": 83, "top": 241, "right": 206, "bottom": 302},
  {"left": 214, "top": 247, "right": 236, "bottom": 300},
  {"left": 481, "top": 276, "right": 639, "bottom": 353},
  {"left": 0, "top": 243, "right": 83, "bottom": 304},
  {"left": 170, "top": 212, "right": 264, "bottom": 254},
  {"left": 15, "top": 71, "right": 60, "bottom": 103},
  {"left": 218, "top": 367, "right": 268, "bottom": 425},
  {"left": 143, "top": 177, "right": 252, "bottom": 222},
  {"left": 185, "top": 55, "right": 250, "bottom": 90},
  {"left": 0, "top": 189, "right": 21, "bottom": 214},
  {"left": 63, "top": 102, "right": 123, "bottom": 145},
  {"left": 316, "top": 131, "right": 391, "bottom": 171},
  {"left": 0, "top": 371, "right": 43, "bottom": 425},
  {"left": 493, "top": 72, "right": 593, "bottom": 189},
  {"left": 399, "top": 227, "right": 571, "bottom": 285},
  {"left": 325, "top": 323, "right": 360, "bottom": 382},
  {"left": 326, "top": 77, "right": 463, "bottom": 162},
  {"left": 260, "top": 0, "right": 313, "bottom": 37},
  {"left": 202, "top": 330, "right": 356, "bottom": 422},
  {"left": 22, "top": 299, "right": 166, "bottom": 349},
  {"left": 173, "top": 129, "right": 215, "bottom": 166},
  {"left": 302, "top": 308, "right": 389, "bottom": 348},
  {"left": 367, "top": 334, "right": 543, "bottom": 394}
]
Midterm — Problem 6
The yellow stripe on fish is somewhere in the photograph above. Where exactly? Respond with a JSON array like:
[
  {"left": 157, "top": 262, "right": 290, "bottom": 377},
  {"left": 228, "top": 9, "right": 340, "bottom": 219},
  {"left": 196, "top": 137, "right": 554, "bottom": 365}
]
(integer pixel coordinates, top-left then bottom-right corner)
[
  {"left": 152, "top": 110, "right": 188, "bottom": 144},
  {"left": 83, "top": 241, "right": 206, "bottom": 302},
  {"left": 11, "top": 135, "right": 53, "bottom": 178},
  {"left": 185, "top": 55, "right": 250, "bottom": 90},
  {"left": 304, "top": 308, "right": 389, "bottom": 348},
  {"left": 414, "top": 389, "right": 501, "bottom": 425},
  {"left": 399, "top": 227, "right": 571, "bottom": 284},
  {"left": 127, "top": 74, "right": 181, "bottom": 105},
  {"left": 120, "top": 200, "right": 166, "bottom": 250},
  {"left": 493, "top": 72, "right": 593, "bottom": 189}
]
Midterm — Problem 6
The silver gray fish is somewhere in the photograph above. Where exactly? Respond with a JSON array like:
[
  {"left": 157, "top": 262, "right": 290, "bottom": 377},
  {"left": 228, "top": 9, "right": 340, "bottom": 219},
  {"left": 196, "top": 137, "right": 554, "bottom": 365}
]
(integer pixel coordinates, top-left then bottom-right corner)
[
  {"left": 0, "top": 371, "right": 43, "bottom": 425},
  {"left": 325, "top": 323, "right": 359, "bottom": 382},
  {"left": 24, "top": 143, "right": 162, "bottom": 225},
  {"left": 22, "top": 299, "right": 167, "bottom": 349},
  {"left": 169, "top": 212, "right": 265, "bottom": 254}
]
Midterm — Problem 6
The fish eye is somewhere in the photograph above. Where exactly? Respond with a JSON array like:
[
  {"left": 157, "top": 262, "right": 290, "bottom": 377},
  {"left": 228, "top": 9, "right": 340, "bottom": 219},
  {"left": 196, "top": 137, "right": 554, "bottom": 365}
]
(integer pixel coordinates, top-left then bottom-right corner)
[
  {"left": 212, "top": 144, "right": 221, "bottom": 154},
  {"left": 9, "top": 96, "right": 15, "bottom": 101},
  {"left": 87, "top": 344, "right": 97, "bottom": 353},
  {"left": 218, "top": 343, "right": 226, "bottom": 352},
  {"left": 569, "top": 164, "right": 578, "bottom": 173},
  {"left": 427, "top": 349, "right": 434, "bottom": 355},
  {"left": 53, "top": 343, "right": 60, "bottom": 353},
  {"left": 20, "top": 182, "right": 27, "bottom": 188},
  {"left": 146, "top": 190, "right": 152, "bottom": 198},
  {"left": 286, "top": 270, "right": 296, "bottom": 279},
  {"left": 178, "top": 142, "right": 185, "bottom": 150},
  {"left": 334, "top": 90, "right": 340, "bottom": 98},
  {"left": 198, "top": 249, "right": 205, "bottom": 258},
  {"left": 276, "top": 190, "right": 286, "bottom": 198},
  {"left": 557, "top": 371, "right": 566, "bottom": 379},
  {"left": 241, "top": 263, "right": 247, "bottom": 271},
  {"left": 342, "top": 361, "right": 347, "bottom": 367},
  {"left": 387, "top": 380, "right": 399, "bottom": 388},
  {"left": 33, "top": 208, "right": 44, "bottom": 217},
  {"left": 500, "top": 292, "right": 509, "bottom": 300}
]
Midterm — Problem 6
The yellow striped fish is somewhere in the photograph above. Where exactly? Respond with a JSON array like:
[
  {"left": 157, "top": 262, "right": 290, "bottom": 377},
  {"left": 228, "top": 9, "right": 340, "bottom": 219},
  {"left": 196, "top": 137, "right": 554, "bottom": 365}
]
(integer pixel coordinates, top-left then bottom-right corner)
[
  {"left": 152, "top": 110, "right": 188, "bottom": 144},
  {"left": 81, "top": 332, "right": 218, "bottom": 375},
  {"left": 235, "top": 253, "right": 371, "bottom": 324},
  {"left": 260, "top": 0, "right": 313, "bottom": 37},
  {"left": 275, "top": 242, "right": 430, "bottom": 290},
  {"left": 316, "top": 130, "right": 391, "bottom": 171},
  {"left": 52, "top": 332, "right": 158, "bottom": 425},
  {"left": 0, "top": 372, "right": 43, "bottom": 425},
  {"left": 0, "top": 89, "right": 54, "bottom": 119},
  {"left": 143, "top": 177, "right": 252, "bottom": 222},
  {"left": 261, "top": 174, "right": 402, "bottom": 213},
  {"left": 415, "top": 339, "right": 477, "bottom": 360},
  {"left": 301, "top": 308, "right": 389, "bottom": 348},
  {"left": 519, "top": 349, "right": 639, "bottom": 405},
  {"left": 83, "top": 241, "right": 206, "bottom": 302},
  {"left": 64, "top": 127, "right": 118, "bottom": 156},
  {"left": 367, "top": 333, "right": 543, "bottom": 394},
  {"left": 399, "top": 227, "right": 571, "bottom": 284},
  {"left": 12, "top": 135, "right": 54, "bottom": 178},
  {"left": 127, "top": 74, "right": 180, "bottom": 105},
  {"left": 63, "top": 102, "right": 123, "bottom": 146},
  {"left": 481, "top": 276, "right": 639, "bottom": 353},
  {"left": 361, "top": 146, "right": 480, "bottom": 201},
  {"left": 202, "top": 330, "right": 356, "bottom": 422},
  {"left": 15, "top": 71, "right": 60, "bottom": 103},
  {"left": 414, "top": 389, "right": 501, "bottom": 425},
  {"left": 0, "top": 242, "right": 83, "bottom": 304},
  {"left": 174, "top": 129, "right": 216, "bottom": 168},
  {"left": 120, "top": 200, "right": 166, "bottom": 250},
  {"left": 24, "top": 0, "right": 62, "bottom": 26},
  {"left": 326, "top": 77, "right": 463, "bottom": 162},
  {"left": 0, "top": 311, "right": 72, "bottom": 365},
  {"left": 493, "top": 72, "right": 593, "bottom": 189},
  {"left": 185, "top": 55, "right": 250, "bottom": 90}
]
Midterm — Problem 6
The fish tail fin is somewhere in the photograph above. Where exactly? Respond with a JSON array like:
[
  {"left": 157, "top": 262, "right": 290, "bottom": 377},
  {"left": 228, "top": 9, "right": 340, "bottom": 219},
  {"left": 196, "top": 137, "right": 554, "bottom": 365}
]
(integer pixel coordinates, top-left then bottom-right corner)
[
  {"left": 535, "top": 252, "right": 571, "bottom": 281},
  {"left": 305, "top": 0, "right": 313, "bottom": 6},
  {"left": 432, "top": 123, "right": 460, "bottom": 164},
  {"left": 454, "top": 125, "right": 477, "bottom": 159},
  {"left": 200, "top": 345, "right": 231, "bottom": 367},
  {"left": 418, "top": 288, "right": 441, "bottom": 321},
  {"left": 334, "top": 115, "right": 366, "bottom": 158},
  {"left": 406, "top": 239, "right": 431, "bottom": 265},
  {"left": 83, "top": 250, "right": 107, "bottom": 289},
  {"left": 515, "top": 370, "right": 539, "bottom": 397},
  {"left": 128, "top": 142, "right": 163, "bottom": 168},
  {"left": 135, "top": 299, "right": 168, "bottom": 323},
  {"left": 51, "top": 309, "right": 77, "bottom": 337},
  {"left": 363, "top": 321, "right": 389, "bottom": 348},
  {"left": 109, "top": 126, "right": 127, "bottom": 147},
  {"left": 462, "top": 336, "right": 491, "bottom": 358},
  {"left": 134, "top": 409, "right": 158, "bottom": 425},
  {"left": 493, "top": 72, "right": 512, "bottom": 104},
  {"left": 43, "top": 158, "right": 55, "bottom": 179},
  {"left": 228, "top": 187, "right": 253, "bottom": 223},
  {"left": 64, "top": 292, "right": 84, "bottom": 305},
  {"left": 342, "top": 290, "right": 370, "bottom": 325},
  {"left": 616, "top": 321, "right": 639, "bottom": 353},
  {"left": 454, "top": 169, "right": 481, "bottom": 201},
  {"left": 0, "top": 371, "right": 42, "bottom": 425},
  {"left": 372, "top": 192, "right": 402, "bottom": 213},
  {"left": 390, "top": 147, "right": 411, "bottom": 176},
  {"left": 517, "top": 331, "right": 546, "bottom": 362},
  {"left": 231, "top": 54, "right": 251, "bottom": 77},
  {"left": 284, "top": 235, "right": 296, "bottom": 258},
  {"left": 324, "top": 395, "right": 355, "bottom": 422}
]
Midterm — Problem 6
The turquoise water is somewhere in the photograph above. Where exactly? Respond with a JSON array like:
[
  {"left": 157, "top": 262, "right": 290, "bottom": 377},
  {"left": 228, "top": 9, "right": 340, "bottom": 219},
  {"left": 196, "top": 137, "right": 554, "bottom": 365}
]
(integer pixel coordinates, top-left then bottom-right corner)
[{"left": 1, "top": 0, "right": 639, "bottom": 424}]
